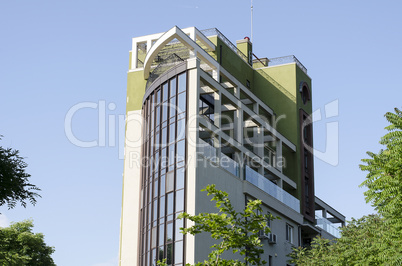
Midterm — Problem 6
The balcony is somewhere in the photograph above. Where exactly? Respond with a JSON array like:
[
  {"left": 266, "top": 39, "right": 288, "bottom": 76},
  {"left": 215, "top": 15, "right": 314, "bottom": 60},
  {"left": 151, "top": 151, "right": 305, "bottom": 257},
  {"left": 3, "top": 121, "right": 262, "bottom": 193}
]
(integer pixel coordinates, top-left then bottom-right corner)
[
  {"left": 198, "top": 139, "right": 299, "bottom": 212},
  {"left": 314, "top": 197, "right": 345, "bottom": 238},
  {"left": 245, "top": 166, "right": 300, "bottom": 213},
  {"left": 316, "top": 215, "right": 341, "bottom": 238}
]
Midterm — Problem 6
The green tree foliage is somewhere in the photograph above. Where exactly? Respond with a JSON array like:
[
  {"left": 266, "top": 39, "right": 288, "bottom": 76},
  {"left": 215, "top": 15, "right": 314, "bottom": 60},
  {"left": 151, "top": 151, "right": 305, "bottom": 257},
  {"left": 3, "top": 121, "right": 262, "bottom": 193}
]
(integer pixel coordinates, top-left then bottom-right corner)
[
  {"left": 290, "top": 108, "right": 402, "bottom": 265},
  {"left": 289, "top": 214, "right": 401, "bottom": 265},
  {"left": 360, "top": 108, "right": 402, "bottom": 227},
  {"left": 175, "top": 184, "right": 275, "bottom": 266},
  {"left": 0, "top": 136, "right": 40, "bottom": 209},
  {"left": 0, "top": 220, "right": 55, "bottom": 265}
]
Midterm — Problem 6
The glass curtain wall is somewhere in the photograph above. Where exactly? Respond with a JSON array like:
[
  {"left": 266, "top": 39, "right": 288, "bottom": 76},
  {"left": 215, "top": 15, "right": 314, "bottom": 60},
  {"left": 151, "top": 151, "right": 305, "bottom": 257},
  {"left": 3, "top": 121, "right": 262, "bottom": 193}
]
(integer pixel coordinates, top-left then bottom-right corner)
[{"left": 140, "top": 72, "right": 187, "bottom": 266}]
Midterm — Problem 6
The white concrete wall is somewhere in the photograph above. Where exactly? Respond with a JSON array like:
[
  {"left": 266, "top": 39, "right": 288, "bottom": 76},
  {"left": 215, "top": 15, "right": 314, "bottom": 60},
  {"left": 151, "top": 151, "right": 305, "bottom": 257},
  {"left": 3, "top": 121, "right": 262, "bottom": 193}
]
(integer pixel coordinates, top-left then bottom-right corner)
[{"left": 119, "top": 110, "right": 143, "bottom": 266}]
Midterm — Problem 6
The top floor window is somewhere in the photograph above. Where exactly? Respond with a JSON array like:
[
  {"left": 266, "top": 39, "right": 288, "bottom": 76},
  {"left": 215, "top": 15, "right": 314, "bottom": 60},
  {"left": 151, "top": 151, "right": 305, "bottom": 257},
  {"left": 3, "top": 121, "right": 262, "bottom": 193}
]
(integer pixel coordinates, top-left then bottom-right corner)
[{"left": 299, "top": 82, "right": 311, "bottom": 105}]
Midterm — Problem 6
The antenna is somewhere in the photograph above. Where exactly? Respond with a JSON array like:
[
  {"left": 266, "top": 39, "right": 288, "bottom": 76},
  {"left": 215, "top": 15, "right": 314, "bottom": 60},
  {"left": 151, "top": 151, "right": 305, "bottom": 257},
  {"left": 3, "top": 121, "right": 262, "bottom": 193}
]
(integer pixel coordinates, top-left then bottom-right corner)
[{"left": 251, "top": 0, "right": 253, "bottom": 43}]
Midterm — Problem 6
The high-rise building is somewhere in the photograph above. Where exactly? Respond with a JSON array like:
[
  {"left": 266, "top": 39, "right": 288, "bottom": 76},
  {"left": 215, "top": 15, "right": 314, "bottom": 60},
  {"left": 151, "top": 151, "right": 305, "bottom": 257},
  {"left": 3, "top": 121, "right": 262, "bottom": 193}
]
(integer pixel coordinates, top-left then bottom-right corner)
[{"left": 119, "top": 26, "right": 345, "bottom": 265}]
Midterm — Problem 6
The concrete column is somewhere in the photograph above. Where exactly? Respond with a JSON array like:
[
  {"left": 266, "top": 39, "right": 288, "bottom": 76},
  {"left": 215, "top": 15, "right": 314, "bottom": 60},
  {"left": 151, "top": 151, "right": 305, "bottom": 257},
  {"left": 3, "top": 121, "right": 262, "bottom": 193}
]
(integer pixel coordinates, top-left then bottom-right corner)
[
  {"left": 253, "top": 102, "right": 259, "bottom": 114},
  {"left": 189, "top": 49, "right": 197, "bottom": 59},
  {"left": 119, "top": 110, "right": 143, "bottom": 266},
  {"left": 212, "top": 67, "right": 220, "bottom": 83},
  {"left": 214, "top": 91, "right": 221, "bottom": 128},
  {"left": 234, "top": 85, "right": 241, "bottom": 98},
  {"left": 234, "top": 108, "right": 243, "bottom": 145},
  {"left": 276, "top": 139, "right": 283, "bottom": 172},
  {"left": 185, "top": 58, "right": 200, "bottom": 265},
  {"left": 256, "top": 126, "right": 264, "bottom": 158}
]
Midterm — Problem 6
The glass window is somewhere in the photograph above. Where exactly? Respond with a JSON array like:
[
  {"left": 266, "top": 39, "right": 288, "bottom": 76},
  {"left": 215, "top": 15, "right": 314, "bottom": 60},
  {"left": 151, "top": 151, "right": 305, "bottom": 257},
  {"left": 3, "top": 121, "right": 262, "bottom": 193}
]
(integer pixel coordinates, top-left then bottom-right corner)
[
  {"left": 176, "top": 189, "right": 184, "bottom": 212},
  {"left": 177, "top": 119, "right": 185, "bottom": 140},
  {"left": 176, "top": 168, "right": 185, "bottom": 190},
  {"left": 161, "top": 127, "right": 167, "bottom": 147},
  {"left": 159, "top": 224, "right": 165, "bottom": 247},
  {"left": 169, "top": 123, "right": 176, "bottom": 144},
  {"left": 175, "top": 241, "right": 183, "bottom": 263},
  {"left": 177, "top": 112, "right": 186, "bottom": 120},
  {"left": 177, "top": 140, "right": 185, "bottom": 162},
  {"left": 175, "top": 216, "right": 183, "bottom": 241},
  {"left": 168, "top": 144, "right": 175, "bottom": 166},
  {"left": 178, "top": 72, "right": 186, "bottom": 93},
  {"left": 162, "top": 103, "right": 168, "bottom": 123},
  {"left": 170, "top": 78, "right": 177, "bottom": 97},
  {"left": 149, "top": 180, "right": 153, "bottom": 203},
  {"left": 169, "top": 116, "right": 176, "bottom": 126},
  {"left": 155, "top": 132, "right": 160, "bottom": 148},
  {"left": 151, "top": 249, "right": 157, "bottom": 266},
  {"left": 141, "top": 73, "right": 188, "bottom": 266},
  {"left": 151, "top": 227, "right": 157, "bottom": 248},
  {"left": 166, "top": 243, "right": 173, "bottom": 265},
  {"left": 159, "top": 195, "right": 165, "bottom": 218},
  {"left": 153, "top": 179, "right": 158, "bottom": 199},
  {"left": 161, "top": 148, "right": 167, "bottom": 170},
  {"left": 178, "top": 92, "right": 186, "bottom": 113},
  {"left": 286, "top": 224, "right": 294, "bottom": 244},
  {"left": 162, "top": 83, "right": 169, "bottom": 102},
  {"left": 169, "top": 99, "right": 176, "bottom": 118},
  {"left": 156, "top": 89, "right": 161, "bottom": 103},
  {"left": 166, "top": 171, "right": 174, "bottom": 193},
  {"left": 153, "top": 199, "right": 158, "bottom": 222},
  {"left": 154, "top": 153, "right": 159, "bottom": 173},
  {"left": 155, "top": 106, "right": 160, "bottom": 126},
  {"left": 160, "top": 174, "right": 166, "bottom": 195},
  {"left": 167, "top": 192, "right": 174, "bottom": 215},
  {"left": 158, "top": 246, "right": 164, "bottom": 263},
  {"left": 166, "top": 222, "right": 173, "bottom": 242}
]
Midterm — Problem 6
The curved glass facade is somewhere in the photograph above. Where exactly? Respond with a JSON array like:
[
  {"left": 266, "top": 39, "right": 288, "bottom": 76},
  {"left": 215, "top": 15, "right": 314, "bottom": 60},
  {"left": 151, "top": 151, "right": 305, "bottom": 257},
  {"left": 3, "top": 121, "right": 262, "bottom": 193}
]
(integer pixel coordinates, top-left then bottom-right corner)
[{"left": 140, "top": 72, "right": 187, "bottom": 266}]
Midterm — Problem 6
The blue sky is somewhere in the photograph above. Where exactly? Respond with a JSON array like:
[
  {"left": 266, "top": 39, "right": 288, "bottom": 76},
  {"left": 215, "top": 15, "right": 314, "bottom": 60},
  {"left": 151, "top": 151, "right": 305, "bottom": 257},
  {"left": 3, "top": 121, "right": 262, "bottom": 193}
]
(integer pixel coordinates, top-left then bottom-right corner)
[{"left": 1, "top": 0, "right": 401, "bottom": 265}]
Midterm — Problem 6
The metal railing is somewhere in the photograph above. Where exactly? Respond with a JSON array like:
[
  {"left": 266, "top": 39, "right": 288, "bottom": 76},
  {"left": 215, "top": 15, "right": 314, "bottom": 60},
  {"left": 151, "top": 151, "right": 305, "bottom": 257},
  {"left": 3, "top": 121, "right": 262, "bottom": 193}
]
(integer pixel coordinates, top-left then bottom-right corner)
[
  {"left": 245, "top": 166, "right": 300, "bottom": 212},
  {"left": 315, "top": 215, "right": 341, "bottom": 238},
  {"left": 267, "top": 55, "right": 308, "bottom": 74},
  {"left": 201, "top": 28, "right": 250, "bottom": 65},
  {"left": 145, "top": 53, "right": 184, "bottom": 90}
]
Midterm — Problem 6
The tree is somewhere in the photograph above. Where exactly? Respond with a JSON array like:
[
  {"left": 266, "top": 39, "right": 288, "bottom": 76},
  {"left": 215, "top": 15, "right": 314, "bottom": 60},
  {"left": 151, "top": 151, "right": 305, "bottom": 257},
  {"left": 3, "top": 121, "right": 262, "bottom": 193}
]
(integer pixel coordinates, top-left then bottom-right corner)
[
  {"left": 360, "top": 108, "right": 402, "bottom": 228},
  {"left": 167, "top": 184, "right": 275, "bottom": 266},
  {"left": 0, "top": 220, "right": 55, "bottom": 265},
  {"left": 0, "top": 136, "right": 40, "bottom": 209},
  {"left": 289, "top": 214, "right": 400, "bottom": 265},
  {"left": 289, "top": 108, "right": 402, "bottom": 265}
]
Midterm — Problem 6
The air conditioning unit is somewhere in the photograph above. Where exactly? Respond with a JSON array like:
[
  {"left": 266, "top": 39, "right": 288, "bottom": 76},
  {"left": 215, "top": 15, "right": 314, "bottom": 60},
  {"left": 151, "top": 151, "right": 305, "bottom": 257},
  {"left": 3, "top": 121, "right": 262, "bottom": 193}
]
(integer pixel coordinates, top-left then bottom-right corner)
[{"left": 268, "top": 233, "right": 277, "bottom": 244}]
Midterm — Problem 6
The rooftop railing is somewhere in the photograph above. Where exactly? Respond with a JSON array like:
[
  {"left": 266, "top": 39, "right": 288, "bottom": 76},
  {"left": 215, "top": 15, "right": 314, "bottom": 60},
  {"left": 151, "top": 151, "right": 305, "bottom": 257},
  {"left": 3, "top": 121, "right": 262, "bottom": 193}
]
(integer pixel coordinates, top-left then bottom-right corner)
[
  {"left": 315, "top": 215, "right": 341, "bottom": 238},
  {"left": 267, "top": 55, "right": 308, "bottom": 74},
  {"left": 201, "top": 28, "right": 250, "bottom": 65},
  {"left": 245, "top": 166, "right": 300, "bottom": 212}
]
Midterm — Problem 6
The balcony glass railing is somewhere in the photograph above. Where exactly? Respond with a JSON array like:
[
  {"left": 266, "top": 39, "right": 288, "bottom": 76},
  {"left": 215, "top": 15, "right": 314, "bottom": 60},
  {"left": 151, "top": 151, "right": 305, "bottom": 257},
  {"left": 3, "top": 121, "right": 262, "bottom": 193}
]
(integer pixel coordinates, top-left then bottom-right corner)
[
  {"left": 315, "top": 215, "right": 341, "bottom": 238},
  {"left": 245, "top": 166, "right": 300, "bottom": 212},
  {"left": 198, "top": 139, "right": 240, "bottom": 177},
  {"left": 199, "top": 139, "right": 217, "bottom": 159},
  {"left": 220, "top": 153, "right": 239, "bottom": 177}
]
